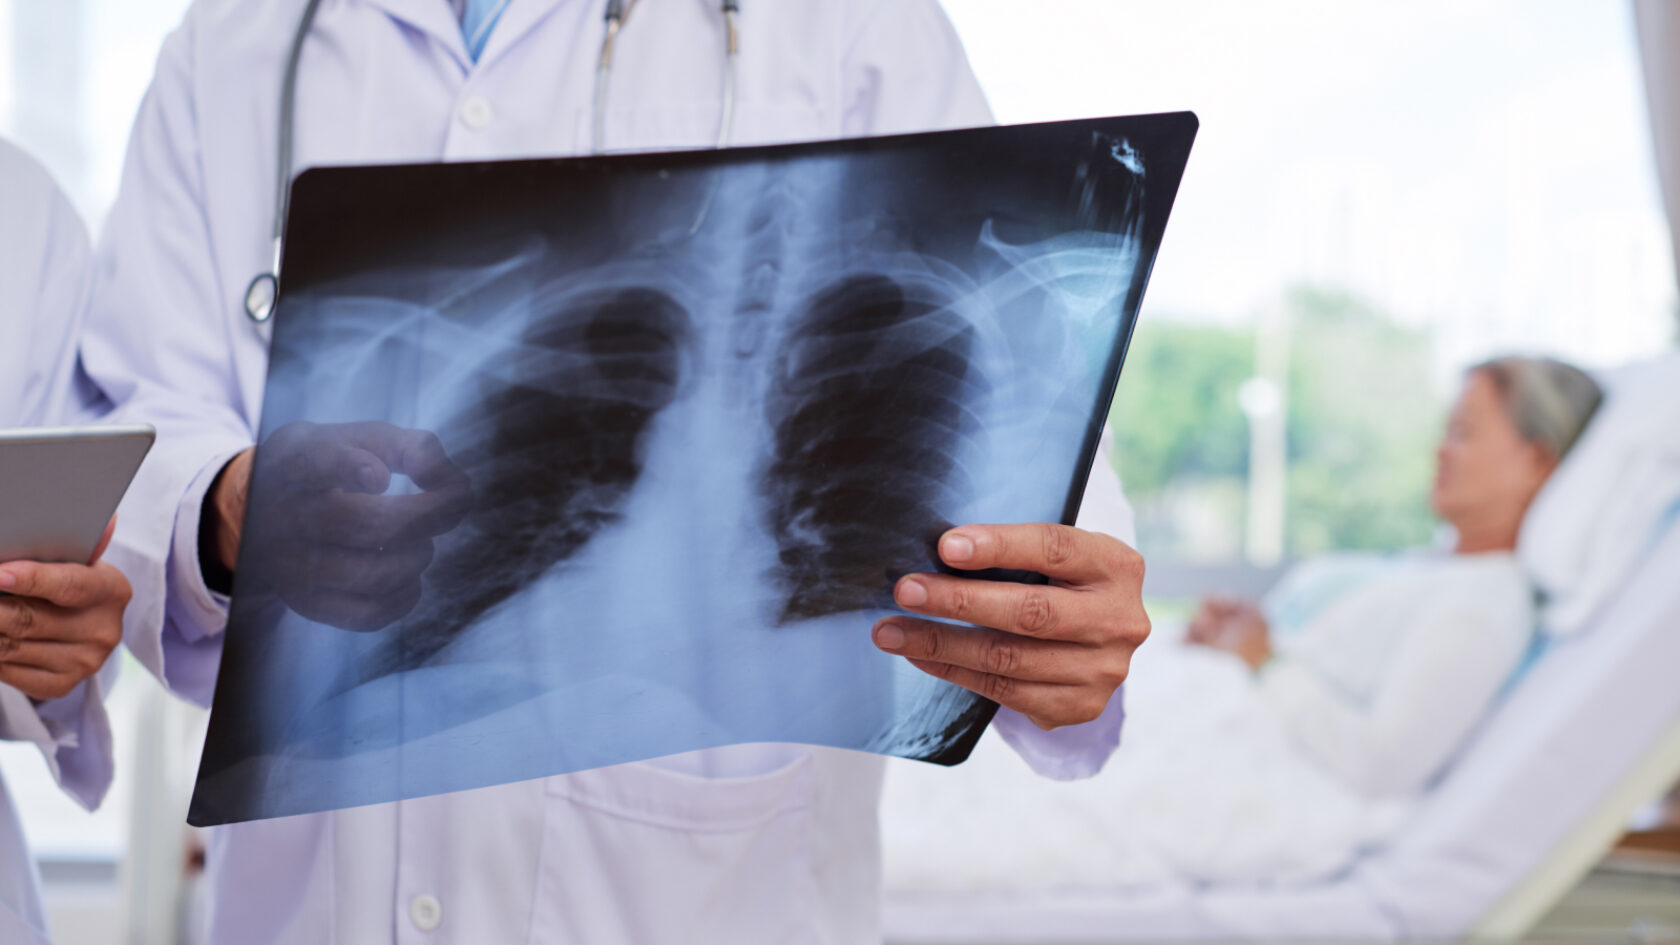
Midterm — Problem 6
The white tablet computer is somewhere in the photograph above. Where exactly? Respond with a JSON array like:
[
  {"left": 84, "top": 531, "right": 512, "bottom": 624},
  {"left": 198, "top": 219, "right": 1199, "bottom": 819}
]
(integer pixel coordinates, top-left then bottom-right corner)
[{"left": 0, "top": 424, "right": 155, "bottom": 565}]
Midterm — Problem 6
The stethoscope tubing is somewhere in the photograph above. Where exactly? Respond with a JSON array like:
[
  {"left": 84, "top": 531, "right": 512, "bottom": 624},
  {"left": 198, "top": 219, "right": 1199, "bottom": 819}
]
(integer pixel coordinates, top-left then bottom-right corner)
[{"left": 246, "top": 0, "right": 741, "bottom": 324}]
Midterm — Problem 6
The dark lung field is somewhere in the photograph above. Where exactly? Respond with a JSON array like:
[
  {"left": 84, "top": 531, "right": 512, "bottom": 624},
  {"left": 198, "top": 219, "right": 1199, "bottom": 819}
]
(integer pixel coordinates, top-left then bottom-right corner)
[
  {"left": 189, "top": 116, "right": 1195, "bottom": 825},
  {"left": 765, "top": 273, "right": 987, "bottom": 622}
]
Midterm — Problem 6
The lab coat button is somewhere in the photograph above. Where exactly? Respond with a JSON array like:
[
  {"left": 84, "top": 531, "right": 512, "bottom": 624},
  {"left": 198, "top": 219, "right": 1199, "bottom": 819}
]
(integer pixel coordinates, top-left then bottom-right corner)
[
  {"left": 409, "top": 893, "right": 442, "bottom": 931},
  {"left": 458, "top": 96, "right": 494, "bottom": 130}
]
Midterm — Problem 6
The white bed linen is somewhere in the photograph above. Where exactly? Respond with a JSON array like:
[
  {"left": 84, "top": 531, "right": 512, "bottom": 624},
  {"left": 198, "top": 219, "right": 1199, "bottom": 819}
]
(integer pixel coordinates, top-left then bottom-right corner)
[
  {"left": 1521, "top": 354, "right": 1680, "bottom": 637},
  {"left": 1257, "top": 553, "right": 1531, "bottom": 799},
  {"left": 883, "top": 553, "right": 1529, "bottom": 894},
  {"left": 884, "top": 520, "right": 1680, "bottom": 942},
  {"left": 882, "top": 644, "right": 1387, "bottom": 893}
]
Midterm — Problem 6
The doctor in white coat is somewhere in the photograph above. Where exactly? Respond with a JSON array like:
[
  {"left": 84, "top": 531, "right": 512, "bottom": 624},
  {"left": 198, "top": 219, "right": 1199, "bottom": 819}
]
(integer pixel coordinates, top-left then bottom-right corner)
[
  {"left": 81, "top": 1, "right": 1151, "bottom": 942},
  {"left": 0, "top": 140, "right": 129, "bottom": 945}
]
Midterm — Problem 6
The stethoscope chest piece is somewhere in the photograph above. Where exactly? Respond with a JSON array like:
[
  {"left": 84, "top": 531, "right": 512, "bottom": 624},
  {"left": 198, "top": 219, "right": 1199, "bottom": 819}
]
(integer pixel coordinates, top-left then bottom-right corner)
[{"left": 245, "top": 272, "right": 279, "bottom": 323}]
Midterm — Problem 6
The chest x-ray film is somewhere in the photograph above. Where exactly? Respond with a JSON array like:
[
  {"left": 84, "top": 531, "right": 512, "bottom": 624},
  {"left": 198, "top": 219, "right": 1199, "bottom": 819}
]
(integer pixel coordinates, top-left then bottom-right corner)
[{"left": 188, "top": 113, "right": 1196, "bottom": 826}]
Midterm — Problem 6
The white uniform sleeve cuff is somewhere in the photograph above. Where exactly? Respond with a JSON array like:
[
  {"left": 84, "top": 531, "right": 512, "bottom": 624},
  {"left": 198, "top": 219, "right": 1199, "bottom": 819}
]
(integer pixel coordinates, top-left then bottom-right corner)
[
  {"left": 0, "top": 684, "right": 70, "bottom": 750},
  {"left": 989, "top": 686, "right": 1124, "bottom": 781},
  {"left": 0, "top": 663, "right": 116, "bottom": 810},
  {"left": 167, "top": 450, "right": 243, "bottom": 644}
]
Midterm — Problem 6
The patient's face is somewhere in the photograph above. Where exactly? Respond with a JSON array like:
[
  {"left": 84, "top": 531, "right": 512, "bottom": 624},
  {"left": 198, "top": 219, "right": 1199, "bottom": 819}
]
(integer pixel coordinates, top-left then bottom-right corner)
[{"left": 1431, "top": 372, "right": 1555, "bottom": 538}]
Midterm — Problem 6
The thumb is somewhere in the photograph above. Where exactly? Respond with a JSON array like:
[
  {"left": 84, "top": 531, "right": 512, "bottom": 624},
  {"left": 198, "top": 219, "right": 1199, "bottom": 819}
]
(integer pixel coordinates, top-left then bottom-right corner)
[
  {"left": 89, "top": 516, "right": 116, "bottom": 565},
  {"left": 294, "top": 437, "right": 392, "bottom": 494}
]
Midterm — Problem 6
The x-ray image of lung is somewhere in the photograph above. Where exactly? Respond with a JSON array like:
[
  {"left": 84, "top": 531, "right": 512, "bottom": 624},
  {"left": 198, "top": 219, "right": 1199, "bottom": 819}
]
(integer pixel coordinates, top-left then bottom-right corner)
[{"left": 188, "top": 114, "right": 1196, "bottom": 826}]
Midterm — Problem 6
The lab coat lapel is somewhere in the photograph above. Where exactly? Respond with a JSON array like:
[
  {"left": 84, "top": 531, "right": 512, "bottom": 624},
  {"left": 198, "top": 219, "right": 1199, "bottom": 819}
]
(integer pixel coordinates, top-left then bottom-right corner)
[
  {"left": 471, "top": 0, "right": 578, "bottom": 70},
  {"left": 359, "top": 0, "right": 578, "bottom": 72},
  {"left": 359, "top": 0, "right": 471, "bottom": 62}
]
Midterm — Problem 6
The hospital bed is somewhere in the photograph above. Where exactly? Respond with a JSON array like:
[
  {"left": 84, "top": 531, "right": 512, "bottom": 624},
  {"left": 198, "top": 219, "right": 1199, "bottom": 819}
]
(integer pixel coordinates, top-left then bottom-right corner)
[{"left": 883, "top": 354, "right": 1680, "bottom": 943}]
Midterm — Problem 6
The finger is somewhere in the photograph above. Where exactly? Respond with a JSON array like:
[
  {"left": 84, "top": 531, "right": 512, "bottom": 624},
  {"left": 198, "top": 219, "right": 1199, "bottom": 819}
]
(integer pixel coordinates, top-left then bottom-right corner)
[
  {"left": 892, "top": 572, "right": 1097, "bottom": 642},
  {"left": 0, "top": 663, "right": 78, "bottom": 702},
  {"left": 0, "top": 596, "right": 45, "bottom": 646},
  {"left": 90, "top": 516, "right": 116, "bottom": 565},
  {"left": 0, "top": 562, "right": 106, "bottom": 610},
  {"left": 872, "top": 617, "right": 1087, "bottom": 684},
  {"left": 389, "top": 429, "right": 469, "bottom": 492},
  {"left": 295, "top": 439, "right": 392, "bottom": 495},
  {"left": 0, "top": 639, "right": 108, "bottom": 675},
  {"left": 938, "top": 523, "right": 1142, "bottom": 587},
  {"left": 900, "top": 657, "right": 1107, "bottom": 729},
  {"left": 301, "top": 490, "right": 468, "bottom": 549},
  {"left": 296, "top": 541, "right": 436, "bottom": 595},
  {"left": 334, "top": 423, "right": 467, "bottom": 493}
]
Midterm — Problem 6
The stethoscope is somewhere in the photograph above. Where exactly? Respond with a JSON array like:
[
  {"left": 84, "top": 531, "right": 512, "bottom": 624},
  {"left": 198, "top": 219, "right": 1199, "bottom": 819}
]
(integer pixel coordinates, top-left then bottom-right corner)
[{"left": 244, "top": 0, "right": 743, "bottom": 323}]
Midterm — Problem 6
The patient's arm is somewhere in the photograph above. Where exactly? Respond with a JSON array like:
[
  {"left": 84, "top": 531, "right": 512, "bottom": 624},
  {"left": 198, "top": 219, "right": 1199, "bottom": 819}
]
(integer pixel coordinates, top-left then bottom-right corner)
[
  {"left": 1257, "top": 594, "right": 1529, "bottom": 798},
  {"left": 1187, "top": 596, "right": 1273, "bottom": 669}
]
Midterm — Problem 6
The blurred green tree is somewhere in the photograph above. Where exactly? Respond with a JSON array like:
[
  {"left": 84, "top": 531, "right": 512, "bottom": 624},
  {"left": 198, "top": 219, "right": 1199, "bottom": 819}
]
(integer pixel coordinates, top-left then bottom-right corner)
[
  {"left": 1106, "top": 287, "right": 1441, "bottom": 560},
  {"left": 1107, "top": 321, "right": 1253, "bottom": 495},
  {"left": 1281, "top": 287, "right": 1440, "bottom": 554}
]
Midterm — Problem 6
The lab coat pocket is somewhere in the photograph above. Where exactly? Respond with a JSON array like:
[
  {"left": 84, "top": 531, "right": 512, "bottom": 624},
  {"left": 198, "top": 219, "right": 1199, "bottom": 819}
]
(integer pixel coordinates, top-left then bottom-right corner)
[{"left": 531, "top": 753, "right": 818, "bottom": 944}]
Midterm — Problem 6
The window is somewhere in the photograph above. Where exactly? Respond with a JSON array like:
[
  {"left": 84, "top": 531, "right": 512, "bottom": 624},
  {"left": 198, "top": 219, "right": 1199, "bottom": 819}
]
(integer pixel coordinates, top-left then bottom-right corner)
[
  {"left": 0, "top": 0, "right": 193, "bottom": 225},
  {"left": 944, "top": 0, "right": 1676, "bottom": 564}
]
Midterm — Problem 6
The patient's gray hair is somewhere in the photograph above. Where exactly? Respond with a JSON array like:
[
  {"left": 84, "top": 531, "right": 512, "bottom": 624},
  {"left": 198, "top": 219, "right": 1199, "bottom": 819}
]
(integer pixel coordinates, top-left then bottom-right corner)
[{"left": 1471, "top": 356, "right": 1604, "bottom": 459}]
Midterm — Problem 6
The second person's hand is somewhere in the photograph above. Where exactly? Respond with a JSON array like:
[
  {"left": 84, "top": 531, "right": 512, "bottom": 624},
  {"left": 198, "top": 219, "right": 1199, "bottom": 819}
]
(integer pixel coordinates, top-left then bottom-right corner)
[
  {"left": 207, "top": 421, "right": 471, "bottom": 631},
  {"left": 0, "top": 518, "right": 129, "bottom": 701}
]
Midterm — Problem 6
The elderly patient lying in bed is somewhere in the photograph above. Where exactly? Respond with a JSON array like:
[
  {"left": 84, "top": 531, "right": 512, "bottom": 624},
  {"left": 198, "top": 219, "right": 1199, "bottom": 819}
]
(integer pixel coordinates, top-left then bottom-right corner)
[{"left": 882, "top": 356, "right": 1603, "bottom": 891}]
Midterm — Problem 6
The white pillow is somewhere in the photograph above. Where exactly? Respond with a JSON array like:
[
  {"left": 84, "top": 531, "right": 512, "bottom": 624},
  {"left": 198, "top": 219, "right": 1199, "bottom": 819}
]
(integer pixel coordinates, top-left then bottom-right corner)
[{"left": 1517, "top": 353, "right": 1680, "bottom": 637}]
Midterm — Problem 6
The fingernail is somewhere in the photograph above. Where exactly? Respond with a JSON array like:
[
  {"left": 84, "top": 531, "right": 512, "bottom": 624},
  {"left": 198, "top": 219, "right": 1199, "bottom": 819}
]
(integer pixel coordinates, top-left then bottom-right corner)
[
  {"left": 942, "top": 534, "right": 975, "bottom": 563},
  {"left": 0, "top": 570, "right": 13, "bottom": 590},
  {"left": 896, "top": 578, "right": 928, "bottom": 607},
  {"left": 874, "top": 621, "right": 906, "bottom": 651},
  {"left": 358, "top": 466, "right": 382, "bottom": 491}
]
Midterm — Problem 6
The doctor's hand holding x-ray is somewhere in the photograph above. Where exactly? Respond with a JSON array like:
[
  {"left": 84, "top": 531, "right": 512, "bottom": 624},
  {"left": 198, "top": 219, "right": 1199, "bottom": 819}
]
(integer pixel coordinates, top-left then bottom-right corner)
[
  {"left": 876, "top": 523, "right": 1148, "bottom": 729},
  {"left": 206, "top": 422, "right": 470, "bottom": 631}
]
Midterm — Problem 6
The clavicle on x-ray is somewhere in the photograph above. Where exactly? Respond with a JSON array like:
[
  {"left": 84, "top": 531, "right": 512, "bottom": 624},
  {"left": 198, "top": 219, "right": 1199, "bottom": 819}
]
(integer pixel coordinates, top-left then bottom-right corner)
[{"left": 188, "top": 114, "right": 1197, "bottom": 826}]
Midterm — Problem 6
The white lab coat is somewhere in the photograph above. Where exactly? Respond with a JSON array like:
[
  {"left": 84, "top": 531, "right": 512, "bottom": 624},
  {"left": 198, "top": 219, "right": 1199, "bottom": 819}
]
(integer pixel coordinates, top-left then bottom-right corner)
[
  {"left": 82, "top": 2, "right": 1135, "bottom": 942},
  {"left": 0, "top": 139, "right": 117, "bottom": 945}
]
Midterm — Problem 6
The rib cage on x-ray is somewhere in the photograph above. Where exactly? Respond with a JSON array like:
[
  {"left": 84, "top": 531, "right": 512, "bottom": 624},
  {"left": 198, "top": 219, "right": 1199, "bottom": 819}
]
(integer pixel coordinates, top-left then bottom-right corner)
[
  {"left": 358, "top": 159, "right": 998, "bottom": 682},
  {"left": 359, "top": 286, "right": 694, "bottom": 680},
  {"left": 189, "top": 114, "right": 1198, "bottom": 826},
  {"left": 765, "top": 273, "right": 986, "bottom": 623}
]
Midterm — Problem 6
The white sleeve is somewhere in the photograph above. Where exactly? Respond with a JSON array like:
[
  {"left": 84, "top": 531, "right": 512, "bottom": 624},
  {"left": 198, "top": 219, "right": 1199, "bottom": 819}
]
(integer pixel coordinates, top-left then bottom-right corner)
[
  {"left": 81, "top": 12, "right": 247, "bottom": 707},
  {"left": 1259, "top": 593, "right": 1531, "bottom": 798},
  {"left": 987, "top": 452, "right": 1135, "bottom": 779},
  {"left": 0, "top": 658, "right": 119, "bottom": 811},
  {"left": 17, "top": 171, "right": 102, "bottom": 427}
]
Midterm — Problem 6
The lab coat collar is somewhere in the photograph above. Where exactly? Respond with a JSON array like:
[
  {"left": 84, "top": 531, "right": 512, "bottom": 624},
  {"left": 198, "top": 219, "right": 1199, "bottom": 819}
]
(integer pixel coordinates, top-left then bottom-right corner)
[
  {"left": 359, "top": 0, "right": 581, "bottom": 73},
  {"left": 359, "top": 0, "right": 466, "bottom": 54},
  {"left": 474, "top": 0, "right": 584, "bottom": 69}
]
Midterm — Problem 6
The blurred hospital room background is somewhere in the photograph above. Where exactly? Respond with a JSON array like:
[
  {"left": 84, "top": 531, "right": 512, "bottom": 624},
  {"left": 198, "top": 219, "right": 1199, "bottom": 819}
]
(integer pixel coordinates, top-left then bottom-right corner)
[{"left": 3, "top": 0, "right": 1680, "bottom": 942}]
